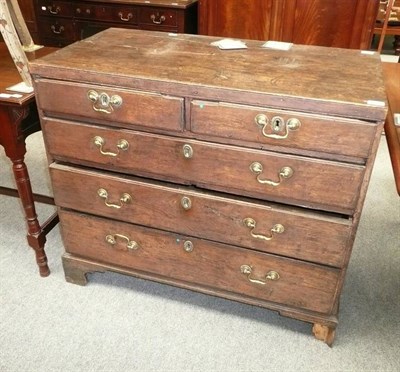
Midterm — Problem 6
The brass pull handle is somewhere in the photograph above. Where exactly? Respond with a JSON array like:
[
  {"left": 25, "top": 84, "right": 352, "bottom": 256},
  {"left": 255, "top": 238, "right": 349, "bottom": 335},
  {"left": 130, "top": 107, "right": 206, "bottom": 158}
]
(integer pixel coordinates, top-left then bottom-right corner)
[
  {"left": 97, "top": 188, "right": 132, "bottom": 209},
  {"left": 48, "top": 6, "right": 61, "bottom": 14},
  {"left": 106, "top": 234, "right": 139, "bottom": 250},
  {"left": 87, "top": 90, "right": 123, "bottom": 114},
  {"left": 255, "top": 115, "right": 301, "bottom": 139},
  {"left": 182, "top": 144, "right": 193, "bottom": 159},
  {"left": 118, "top": 12, "right": 133, "bottom": 21},
  {"left": 150, "top": 13, "right": 166, "bottom": 24},
  {"left": 240, "top": 265, "right": 280, "bottom": 285},
  {"left": 250, "top": 162, "right": 293, "bottom": 186},
  {"left": 50, "top": 25, "right": 64, "bottom": 34},
  {"left": 93, "top": 136, "right": 129, "bottom": 157},
  {"left": 243, "top": 218, "right": 284, "bottom": 241}
]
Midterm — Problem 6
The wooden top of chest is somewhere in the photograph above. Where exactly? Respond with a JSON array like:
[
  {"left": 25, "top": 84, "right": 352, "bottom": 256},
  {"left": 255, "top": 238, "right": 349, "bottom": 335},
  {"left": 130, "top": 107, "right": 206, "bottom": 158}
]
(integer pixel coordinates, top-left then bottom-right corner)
[{"left": 29, "top": 28, "right": 387, "bottom": 121}]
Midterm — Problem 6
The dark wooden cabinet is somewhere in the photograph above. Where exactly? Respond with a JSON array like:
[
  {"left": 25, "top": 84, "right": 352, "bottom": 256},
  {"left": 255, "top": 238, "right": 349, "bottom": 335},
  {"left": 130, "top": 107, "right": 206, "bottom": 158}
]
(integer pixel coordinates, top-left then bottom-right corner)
[
  {"left": 34, "top": 0, "right": 198, "bottom": 47},
  {"left": 198, "top": 0, "right": 380, "bottom": 49}
]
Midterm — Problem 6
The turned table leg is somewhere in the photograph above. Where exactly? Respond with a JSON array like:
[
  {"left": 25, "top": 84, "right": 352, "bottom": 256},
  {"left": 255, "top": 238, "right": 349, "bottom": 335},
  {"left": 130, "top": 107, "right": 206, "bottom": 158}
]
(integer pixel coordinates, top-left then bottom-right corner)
[
  {"left": 0, "top": 104, "right": 50, "bottom": 277},
  {"left": 11, "top": 157, "right": 50, "bottom": 276},
  {"left": 312, "top": 323, "right": 336, "bottom": 346}
]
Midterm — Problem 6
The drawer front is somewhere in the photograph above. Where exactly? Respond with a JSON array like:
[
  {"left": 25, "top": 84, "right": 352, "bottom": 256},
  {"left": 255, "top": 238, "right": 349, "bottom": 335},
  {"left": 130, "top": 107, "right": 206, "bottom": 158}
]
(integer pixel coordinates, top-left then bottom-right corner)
[
  {"left": 51, "top": 164, "right": 351, "bottom": 267},
  {"left": 191, "top": 101, "right": 377, "bottom": 160},
  {"left": 139, "top": 8, "right": 178, "bottom": 28},
  {"left": 44, "top": 119, "right": 364, "bottom": 214},
  {"left": 37, "top": 1, "right": 73, "bottom": 17},
  {"left": 73, "top": 4, "right": 138, "bottom": 24},
  {"left": 37, "top": 18, "right": 75, "bottom": 42},
  {"left": 60, "top": 209, "right": 340, "bottom": 314},
  {"left": 35, "top": 80, "right": 184, "bottom": 132}
]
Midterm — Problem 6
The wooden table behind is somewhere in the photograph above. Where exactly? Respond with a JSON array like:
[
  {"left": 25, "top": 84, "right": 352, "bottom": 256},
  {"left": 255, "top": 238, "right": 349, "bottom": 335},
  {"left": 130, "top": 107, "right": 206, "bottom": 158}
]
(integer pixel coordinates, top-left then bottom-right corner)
[{"left": 0, "top": 42, "right": 58, "bottom": 277}]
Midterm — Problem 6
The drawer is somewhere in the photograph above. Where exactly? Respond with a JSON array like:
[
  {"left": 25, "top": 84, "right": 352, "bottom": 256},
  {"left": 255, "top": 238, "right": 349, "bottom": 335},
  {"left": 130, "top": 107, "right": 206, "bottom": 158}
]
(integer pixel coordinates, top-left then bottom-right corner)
[
  {"left": 139, "top": 8, "right": 178, "bottom": 28},
  {"left": 35, "top": 80, "right": 184, "bottom": 132},
  {"left": 37, "top": 1, "right": 73, "bottom": 17},
  {"left": 37, "top": 18, "right": 75, "bottom": 42},
  {"left": 43, "top": 119, "right": 365, "bottom": 214},
  {"left": 59, "top": 209, "right": 340, "bottom": 314},
  {"left": 73, "top": 4, "right": 138, "bottom": 25},
  {"left": 191, "top": 101, "right": 377, "bottom": 160},
  {"left": 51, "top": 164, "right": 351, "bottom": 267}
]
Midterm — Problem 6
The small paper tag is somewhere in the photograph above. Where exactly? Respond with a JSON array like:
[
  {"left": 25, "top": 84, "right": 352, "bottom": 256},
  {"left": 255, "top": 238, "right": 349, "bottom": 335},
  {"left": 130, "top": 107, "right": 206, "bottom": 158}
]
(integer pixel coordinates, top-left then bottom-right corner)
[
  {"left": 6, "top": 82, "right": 34, "bottom": 94},
  {"left": 0, "top": 93, "right": 24, "bottom": 99},
  {"left": 211, "top": 39, "right": 247, "bottom": 50},
  {"left": 366, "top": 100, "right": 385, "bottom": 107},
  {"left": 394, "top": 113, "right": 400, "bottom": 127},
  {"left": 361, "top": 50, "right": 375, "bottom": 55},
  {"left": 262, "top": 41, "right": 293, "bottom": 51}
]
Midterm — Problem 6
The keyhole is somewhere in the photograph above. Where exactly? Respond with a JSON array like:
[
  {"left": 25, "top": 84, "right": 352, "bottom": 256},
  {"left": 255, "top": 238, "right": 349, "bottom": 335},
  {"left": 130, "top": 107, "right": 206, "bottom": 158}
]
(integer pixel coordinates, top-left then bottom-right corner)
[
  {"left": 271, "top": 116, "right": 284, "bottom": 132},
  {"left": 99, "top": 93, "right": 110, "bottom": 107}
]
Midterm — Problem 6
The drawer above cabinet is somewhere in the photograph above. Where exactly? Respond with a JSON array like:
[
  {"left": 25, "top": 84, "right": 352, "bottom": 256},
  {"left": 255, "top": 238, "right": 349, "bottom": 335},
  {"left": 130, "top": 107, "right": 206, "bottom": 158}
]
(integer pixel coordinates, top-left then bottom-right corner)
[
  {"left": 35, "top": 80, "right": 184, "bottom": 132},
  {"left": 37, "top": 18, "right": 76, "bottom": 45},
  {"left": 60, "top": 209, "right": 340, "bottom": 314},
  {"left": 191, "top": 100, "right": 377, "bottom": 161},
  {"left": 37, "top": 1, "right": 73, "bottom": 17},
  {"left": 43, "top": 119, "right": 365, "bottom": 214},
  {"left": 50, "top": 164, "right": 352, "bottom": 267},
  {"left": 72, "top": 3, "right": 138, "bottom": 24}
]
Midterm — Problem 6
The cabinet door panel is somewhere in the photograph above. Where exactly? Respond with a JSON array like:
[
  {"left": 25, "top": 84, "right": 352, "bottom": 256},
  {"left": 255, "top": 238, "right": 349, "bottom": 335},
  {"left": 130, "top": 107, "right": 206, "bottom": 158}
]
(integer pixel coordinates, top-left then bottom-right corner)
[
  {"left": 199, "top": 0, "right": 380, "bottom": 49},
  {"left": 200, "top": 0, "right": 273, "bottom": 40},
  {"left": 277, "top": 0, "right": 379, "bottom": 49}
]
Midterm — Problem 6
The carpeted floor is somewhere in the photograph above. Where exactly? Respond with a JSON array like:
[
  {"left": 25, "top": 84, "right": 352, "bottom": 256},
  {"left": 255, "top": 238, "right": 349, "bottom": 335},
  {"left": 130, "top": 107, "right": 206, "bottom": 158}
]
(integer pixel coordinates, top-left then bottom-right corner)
[{"left": 0, "top": 132, "right": 399, "bottom": 372}]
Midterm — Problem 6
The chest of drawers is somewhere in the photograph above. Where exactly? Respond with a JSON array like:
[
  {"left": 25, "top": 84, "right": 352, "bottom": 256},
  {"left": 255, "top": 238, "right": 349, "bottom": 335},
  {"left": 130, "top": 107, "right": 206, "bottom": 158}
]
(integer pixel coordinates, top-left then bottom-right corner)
[
  {"left": 34, "top": 0, "right": 198, "bottom": 47},
  {"left": 30, "top": 29, "right": 387, "bottom": 345}
]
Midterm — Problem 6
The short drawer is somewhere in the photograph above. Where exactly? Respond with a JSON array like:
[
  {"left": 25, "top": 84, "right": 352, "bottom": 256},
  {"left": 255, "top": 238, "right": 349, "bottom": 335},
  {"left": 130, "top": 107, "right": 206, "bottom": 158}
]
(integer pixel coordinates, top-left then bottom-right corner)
[
  {"left": 37, "top": 18, "right": 75, "bottom": 42},
  {"left": 35, "top": 79, "right": 184, "bottom": 132},
  {"left": 37, "top": 1, "right": 73, "bottom": 17},
  {"left": 59, "top": 209, "right": 340, "bottom": 314},
  {"left": 51, "top": 164, "right": 351, "bottom": 267},
  {"left": 191, "top": 100, "right": 377, "bottom": 160},
  {"left": 139, "top": 8, "right": 178, "bottom": 28},
  {"left": 73, "top": 4, "right": 138, "bottom": 25},
  {"left": 43, "top": 119, "right": 365, "bottom": 214}
]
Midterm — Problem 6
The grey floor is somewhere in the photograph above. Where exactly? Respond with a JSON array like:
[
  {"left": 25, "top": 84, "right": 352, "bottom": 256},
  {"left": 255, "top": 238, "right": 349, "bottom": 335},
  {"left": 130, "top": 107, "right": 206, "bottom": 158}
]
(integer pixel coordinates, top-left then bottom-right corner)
[{"left": 0, "top": 132, "right": 399, "bottom": 372}]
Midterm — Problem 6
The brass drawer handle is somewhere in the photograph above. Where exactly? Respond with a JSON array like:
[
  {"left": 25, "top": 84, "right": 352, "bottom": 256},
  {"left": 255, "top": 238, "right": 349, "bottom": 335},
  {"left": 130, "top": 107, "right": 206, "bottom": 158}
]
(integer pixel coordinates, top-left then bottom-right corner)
[
  {"left": 106, "top": 234, "right": 139, "bottom": 250},
  {"left": 48, "top": 6, "right": 61, "bottom": 15},
  {"left": 50, "top": 25, "right": 64, "bottom": 34},
  {"left": 150, "top": 13, "right": 166, "bottom": 24},
  {"left": 243, "top": 218, "right": 284, "bottom": 241},
  {"left": 255, "top": 114, "right": 301, "bottom": 139},
  {"left": 87, "top": 90, "right": 123, "bottom": 114},
  {"left": 250, "top": 162, "right": 293, "bottom": 186},
  {"left": 97, "top": 188, "right": 132, "bottom": 209},
  {"left": 93, "top": 136, "right": 129, "bottom": 157},
  {"left": 240, "top": 265, "right": 280, "bottom": 285},
  {"left": 118, "top": 12, "right": 133, "bottom": 21}
]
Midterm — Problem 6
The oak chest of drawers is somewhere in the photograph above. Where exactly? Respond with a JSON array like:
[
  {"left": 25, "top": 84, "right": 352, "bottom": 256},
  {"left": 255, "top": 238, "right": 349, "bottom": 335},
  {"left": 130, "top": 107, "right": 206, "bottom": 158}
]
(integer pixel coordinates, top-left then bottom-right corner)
[
  {"left": 34, "top": 0, "right": 198, "bottom": 47},
  {"left": 30, "top": 29, "right": 387, "bottom": 345}
]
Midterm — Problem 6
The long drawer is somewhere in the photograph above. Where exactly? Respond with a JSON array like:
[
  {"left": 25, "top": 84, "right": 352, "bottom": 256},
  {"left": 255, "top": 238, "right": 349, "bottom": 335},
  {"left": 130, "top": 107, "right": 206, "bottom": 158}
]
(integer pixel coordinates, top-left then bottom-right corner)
[
  {"left": 59, "top": 209, "right": 340, "bottom": 314},
  {"left": 35, "top": 79, "right": 184, "bottom": 132},
  {"left": 43, "top": 118, "right": 365, "bottom": 214},
  {"left": 191, "top": 100, "right": 376, "bottom": 160},
  {"left": 51, "top": 164, "right": 351, "bottom": 267}
]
